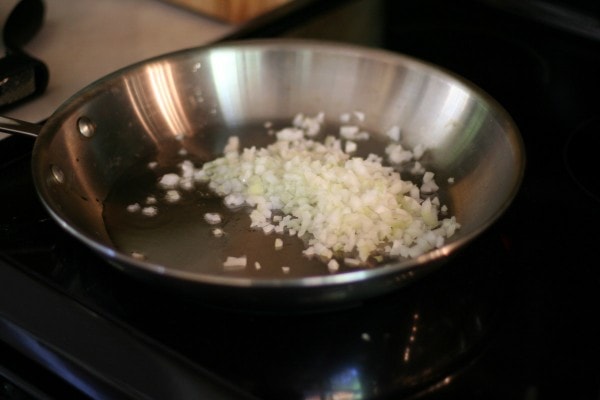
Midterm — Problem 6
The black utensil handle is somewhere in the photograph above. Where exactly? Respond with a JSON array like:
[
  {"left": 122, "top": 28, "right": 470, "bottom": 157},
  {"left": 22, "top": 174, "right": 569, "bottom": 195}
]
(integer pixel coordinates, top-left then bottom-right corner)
[
  {"left": 1, "top": 0, "right": 49, "bottom": 111},
  {"left": 3, "top": 0, "right": 46, "bottom": 51},
  {"left": 0, "top": 52, "right": 49, "bottom": 111}
]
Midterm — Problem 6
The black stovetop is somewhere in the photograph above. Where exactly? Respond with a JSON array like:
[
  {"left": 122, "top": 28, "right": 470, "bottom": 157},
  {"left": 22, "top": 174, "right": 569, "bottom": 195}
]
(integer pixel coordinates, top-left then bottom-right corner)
[{"left": 1, "top": 0, "right": 600, "bottom": 399}]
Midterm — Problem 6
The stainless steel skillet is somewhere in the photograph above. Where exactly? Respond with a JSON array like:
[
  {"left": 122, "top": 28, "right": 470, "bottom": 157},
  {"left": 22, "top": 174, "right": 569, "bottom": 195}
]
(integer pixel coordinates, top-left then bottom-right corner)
[{"left": 0, "top": 39, "right": 525, "bottom": 310}]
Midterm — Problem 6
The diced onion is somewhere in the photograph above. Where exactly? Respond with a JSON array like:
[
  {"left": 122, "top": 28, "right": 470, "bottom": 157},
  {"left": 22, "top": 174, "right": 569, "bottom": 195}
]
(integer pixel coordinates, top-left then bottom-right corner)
[
  {"left": 198, "top": 112, "right": 460, "bottom": 266},
  {"left": 138, "top": 111, "right": 460, "bottom": 270}
]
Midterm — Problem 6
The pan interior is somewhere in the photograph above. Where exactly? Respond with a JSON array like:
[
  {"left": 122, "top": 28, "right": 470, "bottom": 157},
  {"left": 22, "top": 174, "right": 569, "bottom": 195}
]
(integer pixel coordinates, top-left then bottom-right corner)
[
  {"left": 101, "top": 119, "right": 456, "bottom": 279},
  {"left": 32, "top": 40, "right": 524, "bottom": 285}
]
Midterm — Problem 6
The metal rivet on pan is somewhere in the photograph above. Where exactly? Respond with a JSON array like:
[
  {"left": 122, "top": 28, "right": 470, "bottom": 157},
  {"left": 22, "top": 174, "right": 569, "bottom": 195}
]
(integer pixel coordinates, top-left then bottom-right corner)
[
  {"left": 50, "top": 164, "right": 65, "bottom": 184},
  {"left": 77, "top": 116, "right": 96, "bottom": 138}
]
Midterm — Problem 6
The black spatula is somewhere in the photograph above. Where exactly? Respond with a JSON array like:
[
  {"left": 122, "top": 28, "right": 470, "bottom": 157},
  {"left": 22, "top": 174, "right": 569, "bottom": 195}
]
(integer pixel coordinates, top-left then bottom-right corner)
[{"left": 0, "top": 0, "right": 49, "bottom": 111}]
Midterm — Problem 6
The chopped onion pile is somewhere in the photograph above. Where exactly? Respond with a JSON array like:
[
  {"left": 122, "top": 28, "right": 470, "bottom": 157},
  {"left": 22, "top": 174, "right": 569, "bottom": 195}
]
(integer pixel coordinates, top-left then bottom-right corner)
[
  {"left": 127, "top": 112, "right": 460, "bottom": 268},
  {"left": 195, "top": 113, "right": 459, "bottom": 265}
]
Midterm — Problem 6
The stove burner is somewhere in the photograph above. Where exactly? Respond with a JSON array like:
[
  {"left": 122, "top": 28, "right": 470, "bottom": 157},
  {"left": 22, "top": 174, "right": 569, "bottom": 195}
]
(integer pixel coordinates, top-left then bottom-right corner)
[{"left": 564, "top": 116, "right": 600, "bottom": 203}]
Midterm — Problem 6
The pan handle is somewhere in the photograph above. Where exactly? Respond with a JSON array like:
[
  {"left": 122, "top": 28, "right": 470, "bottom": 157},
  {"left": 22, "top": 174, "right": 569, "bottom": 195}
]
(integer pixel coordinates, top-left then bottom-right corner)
[{"left": 0, "top": 115, "right": 41, "bottom": 138}]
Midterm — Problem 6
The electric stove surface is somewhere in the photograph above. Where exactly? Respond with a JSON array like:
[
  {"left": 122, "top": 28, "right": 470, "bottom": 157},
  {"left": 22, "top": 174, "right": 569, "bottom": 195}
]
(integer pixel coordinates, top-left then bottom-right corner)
[{"left": 1, "top": 0, "right": 600, "bottom": 399}]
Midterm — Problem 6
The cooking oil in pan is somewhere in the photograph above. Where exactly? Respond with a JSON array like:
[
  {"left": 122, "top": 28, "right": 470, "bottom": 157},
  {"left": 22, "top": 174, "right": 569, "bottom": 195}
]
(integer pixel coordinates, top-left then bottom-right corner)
[
  {"left": 102, "top": 123, "right": 332, "bottom": 279},
  {"left": 102, "top": 119, "right": 455, "bottom": 279}
]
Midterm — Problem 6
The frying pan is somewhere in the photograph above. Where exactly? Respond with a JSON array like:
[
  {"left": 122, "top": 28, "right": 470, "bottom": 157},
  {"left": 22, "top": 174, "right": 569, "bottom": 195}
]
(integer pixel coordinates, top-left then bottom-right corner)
[{"left": 0, "top": 39, "right": 525, "bottom": 310}]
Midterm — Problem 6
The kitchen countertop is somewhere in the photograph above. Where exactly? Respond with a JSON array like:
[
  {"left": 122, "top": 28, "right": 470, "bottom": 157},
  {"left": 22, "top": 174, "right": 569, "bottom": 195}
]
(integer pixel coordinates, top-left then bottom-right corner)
[{"left": 0, "top": 0, "right": 234, "bottom": 137}]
